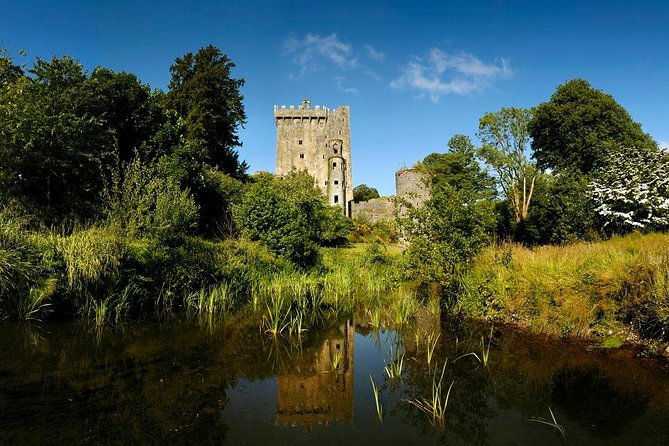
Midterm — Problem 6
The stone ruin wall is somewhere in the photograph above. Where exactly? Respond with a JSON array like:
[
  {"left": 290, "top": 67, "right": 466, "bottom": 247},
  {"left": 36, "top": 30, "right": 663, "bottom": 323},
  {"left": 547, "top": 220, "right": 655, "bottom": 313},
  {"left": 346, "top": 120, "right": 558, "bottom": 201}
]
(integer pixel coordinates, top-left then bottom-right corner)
[
  {"left": 350, "top": 197, "right": 395, "bottom": 224},
  {"left": 351, "top": 168, "right": 429, "bottom": 223}
]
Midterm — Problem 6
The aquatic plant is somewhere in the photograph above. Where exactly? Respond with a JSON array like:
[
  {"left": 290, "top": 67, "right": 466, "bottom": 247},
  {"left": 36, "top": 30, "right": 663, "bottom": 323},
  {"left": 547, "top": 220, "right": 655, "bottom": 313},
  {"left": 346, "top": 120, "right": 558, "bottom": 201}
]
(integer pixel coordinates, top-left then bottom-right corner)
[
  {"left": 528, "top": 406, "right": 566, "bottom": 439},
  {"left": 384, "top": 347, "right": 404, "bottom": 381},
  {"left": 389, "top": 291, "right": 418, "bottom": 326},
  {"left": 262, "top": 293, "right": 290, "bottom": 335},
  {"left": 370, "top": 375, "right": 383, "bottom": 422},
  {"left": 406, "top": 361, "right": 453, "bottom": 429},
  {"left": 187, "top": 282, "right": 235, "bottom": 316},
  {"left": 425, "top": 331, "right": 441, "bottom": 366},
  {"left": 366, "top": 307, "right": 381, "bottom": 328}
]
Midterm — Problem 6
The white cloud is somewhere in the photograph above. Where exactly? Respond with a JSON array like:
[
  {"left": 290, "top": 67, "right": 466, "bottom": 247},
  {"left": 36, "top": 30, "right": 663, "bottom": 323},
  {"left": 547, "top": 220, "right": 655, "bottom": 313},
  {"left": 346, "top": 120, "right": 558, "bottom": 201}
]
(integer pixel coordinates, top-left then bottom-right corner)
[
  {"left": 391, "top": 48, "right": 512, "bottom": 102},
  {"left": 284, "top": 33, "right": 357, "bottom": 75},
  {"left": 365, "top": 44, "right": 385, "bottom": 62},
  {"left": 333, "top": 76, "right": 359, "bottom": 95}
]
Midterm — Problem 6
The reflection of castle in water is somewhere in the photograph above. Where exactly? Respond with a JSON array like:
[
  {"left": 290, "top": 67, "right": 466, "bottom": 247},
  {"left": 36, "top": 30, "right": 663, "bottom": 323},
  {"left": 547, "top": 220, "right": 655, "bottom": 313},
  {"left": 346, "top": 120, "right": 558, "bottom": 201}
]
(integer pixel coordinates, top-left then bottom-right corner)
[{"left": 276, "top": 319, "right": 354, "bottom": 427}]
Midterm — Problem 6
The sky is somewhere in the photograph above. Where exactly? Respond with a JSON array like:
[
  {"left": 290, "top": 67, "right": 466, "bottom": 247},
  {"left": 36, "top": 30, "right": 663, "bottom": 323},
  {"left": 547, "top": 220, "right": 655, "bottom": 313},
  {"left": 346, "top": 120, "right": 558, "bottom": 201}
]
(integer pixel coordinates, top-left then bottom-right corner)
[{"left": 2, "top": 0, "right": 668, "bottom": 195}]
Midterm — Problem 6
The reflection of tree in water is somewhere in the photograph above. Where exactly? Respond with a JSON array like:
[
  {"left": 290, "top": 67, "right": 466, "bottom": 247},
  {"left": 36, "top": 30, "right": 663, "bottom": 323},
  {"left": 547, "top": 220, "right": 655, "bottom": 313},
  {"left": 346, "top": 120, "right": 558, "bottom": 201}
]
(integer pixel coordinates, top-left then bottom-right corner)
[
  {"left": 551, "top": 367, "right": 648, "bottom": 439},
  {"left": 0, "top": 319, "right": 268, "bottom": 444}
]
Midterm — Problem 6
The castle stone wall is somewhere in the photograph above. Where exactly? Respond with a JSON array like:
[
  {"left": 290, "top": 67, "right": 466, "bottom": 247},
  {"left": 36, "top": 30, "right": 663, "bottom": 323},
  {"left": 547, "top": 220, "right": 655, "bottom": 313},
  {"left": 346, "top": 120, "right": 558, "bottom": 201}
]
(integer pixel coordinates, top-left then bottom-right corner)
[
  {"left": 274, "top": 99, "right": 353, "bottom": 216},
  {"left": 351, "top": 197, "right": 395, "bottom": 223}
]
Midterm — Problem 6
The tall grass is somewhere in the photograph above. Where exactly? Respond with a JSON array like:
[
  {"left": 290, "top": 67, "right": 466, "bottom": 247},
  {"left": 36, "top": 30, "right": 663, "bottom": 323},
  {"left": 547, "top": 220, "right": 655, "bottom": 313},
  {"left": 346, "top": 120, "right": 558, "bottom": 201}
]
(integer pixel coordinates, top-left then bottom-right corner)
[{"left": 459, "top": 232, "right": 669, "bottom": 344}]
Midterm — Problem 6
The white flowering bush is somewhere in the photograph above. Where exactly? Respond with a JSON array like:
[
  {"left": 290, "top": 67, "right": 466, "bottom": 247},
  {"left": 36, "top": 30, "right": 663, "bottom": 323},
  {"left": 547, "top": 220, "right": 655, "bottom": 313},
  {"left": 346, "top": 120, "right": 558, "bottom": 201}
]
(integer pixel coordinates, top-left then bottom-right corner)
[{"left": 590, "top": 146, "right": 669, "bottom": 232}]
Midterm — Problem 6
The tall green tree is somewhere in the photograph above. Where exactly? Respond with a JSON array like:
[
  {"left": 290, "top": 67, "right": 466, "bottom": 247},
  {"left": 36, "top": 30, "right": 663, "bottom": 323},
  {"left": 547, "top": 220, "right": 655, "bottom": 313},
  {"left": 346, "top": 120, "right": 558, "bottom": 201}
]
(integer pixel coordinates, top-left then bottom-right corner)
[
  {"left": 165, "top": 45, "right": 247, "bottom": 178},
  {"left": 477, "top": 108, "right": 536, "bottom": 224},
  {"left": 529, "top": 79, "right": 655, "bottom": 174}
]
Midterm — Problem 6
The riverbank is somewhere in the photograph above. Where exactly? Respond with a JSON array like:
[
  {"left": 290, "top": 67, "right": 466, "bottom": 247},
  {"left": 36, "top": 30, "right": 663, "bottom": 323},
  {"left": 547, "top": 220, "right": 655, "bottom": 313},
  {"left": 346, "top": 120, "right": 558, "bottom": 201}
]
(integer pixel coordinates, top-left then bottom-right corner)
[{"left": 459, "top": 232, "right": 669, "bottom": 354}]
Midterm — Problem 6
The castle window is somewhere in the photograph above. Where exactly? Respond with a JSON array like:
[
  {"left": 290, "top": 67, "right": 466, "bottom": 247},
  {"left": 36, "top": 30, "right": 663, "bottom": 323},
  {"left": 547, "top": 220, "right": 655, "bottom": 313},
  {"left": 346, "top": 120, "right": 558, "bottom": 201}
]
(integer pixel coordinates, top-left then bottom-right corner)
[
  {"left": 334, "top": 180, "right": 339, "bottom": 185},
  {"left": 298, "top": 140, "right": 303, "bottom": 145},
  {"left": 333, "top": 162, "right": 337, "bottom": 168},
  {"left": 299, "top": 153, "right": 304, "bottom": 159},
  {"left": 334, "top": 148, "right": 338, "bottom": 154},
  {"left": 325, "top": 181, "right": 328, "bottom": 186},
  {"left": 334, "top": 195, "right": 339, "bottom": 204}
]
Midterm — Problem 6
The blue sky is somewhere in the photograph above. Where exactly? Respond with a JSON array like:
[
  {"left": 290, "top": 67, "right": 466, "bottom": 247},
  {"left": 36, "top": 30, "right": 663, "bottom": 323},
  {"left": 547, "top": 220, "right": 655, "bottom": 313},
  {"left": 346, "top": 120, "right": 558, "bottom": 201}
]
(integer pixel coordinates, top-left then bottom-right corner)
[{"left": 2, "top": 0, "right": 668, "bottom": 195}]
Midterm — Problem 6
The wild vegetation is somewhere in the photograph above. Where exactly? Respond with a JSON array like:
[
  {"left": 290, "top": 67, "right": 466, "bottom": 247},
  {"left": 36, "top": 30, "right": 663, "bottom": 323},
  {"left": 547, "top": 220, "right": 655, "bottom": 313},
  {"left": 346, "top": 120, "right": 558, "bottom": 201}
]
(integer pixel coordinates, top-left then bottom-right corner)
[{"left": 1, "top": 47, "right": 669, "bottom": 352}]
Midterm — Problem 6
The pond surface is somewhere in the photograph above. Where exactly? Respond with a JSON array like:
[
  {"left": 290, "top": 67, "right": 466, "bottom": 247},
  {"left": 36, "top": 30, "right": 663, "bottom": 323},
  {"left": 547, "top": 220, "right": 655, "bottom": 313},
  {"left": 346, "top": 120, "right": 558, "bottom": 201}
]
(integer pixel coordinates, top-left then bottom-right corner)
[{"left": 1, "top": 311, "right": 669, "bottom": 445}]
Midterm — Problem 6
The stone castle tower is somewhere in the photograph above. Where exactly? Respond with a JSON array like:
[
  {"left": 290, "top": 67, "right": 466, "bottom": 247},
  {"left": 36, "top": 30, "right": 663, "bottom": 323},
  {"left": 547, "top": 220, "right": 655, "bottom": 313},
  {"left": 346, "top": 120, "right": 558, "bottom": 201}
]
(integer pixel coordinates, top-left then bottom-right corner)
[{"left": 274, "top": 99, "right": 353, "bottom": 216}]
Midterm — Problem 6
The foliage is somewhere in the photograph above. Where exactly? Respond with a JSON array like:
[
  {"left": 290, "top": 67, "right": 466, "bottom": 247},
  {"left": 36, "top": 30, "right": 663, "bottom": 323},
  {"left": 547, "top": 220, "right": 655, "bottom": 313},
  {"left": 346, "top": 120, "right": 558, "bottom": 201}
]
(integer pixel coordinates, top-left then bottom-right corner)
[
  {"left": 233, "top": 171, "right": 353, "bottom": 268},
  {"left": 401, "top": 142, "right": 496, "bottom": 287},
  {"left": 353, "top": 184, "right": 380, "bottom": 202},
  {"left": 517, "top": 171, "right": 598, "bottom": 245},
  {"left": 0, "top": 206, "right": 56, "bottom": 320},
  {"left": 590, "top": 145, "right": 669, "bottom": 234},
  {"left": 529, "top": 79, "right": 655, "bottom": 174},
  {"left": 477, "top": 108, "right": 537, "bottom": 224},
  {"left": 164, "top": 44, "right": 247, "bottom": 178},
  {"left": 103, "top": 157, "right": 199, "bottom": 240}
]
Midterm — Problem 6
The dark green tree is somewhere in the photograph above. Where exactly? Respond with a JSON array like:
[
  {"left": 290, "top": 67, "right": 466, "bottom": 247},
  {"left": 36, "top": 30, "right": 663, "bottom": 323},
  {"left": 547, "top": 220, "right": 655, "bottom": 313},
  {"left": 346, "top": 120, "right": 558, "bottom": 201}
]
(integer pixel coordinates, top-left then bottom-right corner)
[
  {"left": 0, "top": 56, "right": 116, "bottom": 221},
  {"left": 165, "top": 45, "right": 247, "bottom": 178},
  {"left": 353, "top": 184, "right": 380, "bottom": 202},
  {"left": 529, "top": 79, "right": 655, "bottom": 174}
]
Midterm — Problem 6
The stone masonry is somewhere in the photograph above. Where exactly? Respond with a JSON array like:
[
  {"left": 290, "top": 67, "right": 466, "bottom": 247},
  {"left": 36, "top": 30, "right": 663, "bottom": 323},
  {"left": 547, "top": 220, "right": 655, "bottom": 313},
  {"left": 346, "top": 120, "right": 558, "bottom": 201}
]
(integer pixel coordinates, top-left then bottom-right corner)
[{"left": 274, "top": 99, "right": 353, "bottom": 216}]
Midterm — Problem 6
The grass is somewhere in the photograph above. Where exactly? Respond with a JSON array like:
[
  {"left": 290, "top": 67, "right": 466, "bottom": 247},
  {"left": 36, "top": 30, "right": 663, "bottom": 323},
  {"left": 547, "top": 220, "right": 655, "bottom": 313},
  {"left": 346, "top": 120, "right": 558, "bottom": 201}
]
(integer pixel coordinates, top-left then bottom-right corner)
[{"left": 459, "top": 232, "right": 669, "bottom": 345}]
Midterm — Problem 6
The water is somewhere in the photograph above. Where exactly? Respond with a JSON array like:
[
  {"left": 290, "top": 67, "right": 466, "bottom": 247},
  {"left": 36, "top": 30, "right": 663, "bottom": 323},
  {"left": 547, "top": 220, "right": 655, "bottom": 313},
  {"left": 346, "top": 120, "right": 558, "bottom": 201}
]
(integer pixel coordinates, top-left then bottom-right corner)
[{"left": 1, "top": 312, "right": 668, "bottom": 445}]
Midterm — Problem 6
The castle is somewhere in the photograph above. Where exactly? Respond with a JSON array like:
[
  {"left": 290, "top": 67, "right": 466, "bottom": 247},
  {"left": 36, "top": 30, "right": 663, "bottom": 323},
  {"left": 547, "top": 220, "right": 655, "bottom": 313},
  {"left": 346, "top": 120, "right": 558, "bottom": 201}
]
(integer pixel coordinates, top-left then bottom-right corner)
[
  {"left": 274, "top": 99, "right": 427, "bottom": 222},
  {"left": 274, "top": 99, "right": 353, "bottom": 216}
]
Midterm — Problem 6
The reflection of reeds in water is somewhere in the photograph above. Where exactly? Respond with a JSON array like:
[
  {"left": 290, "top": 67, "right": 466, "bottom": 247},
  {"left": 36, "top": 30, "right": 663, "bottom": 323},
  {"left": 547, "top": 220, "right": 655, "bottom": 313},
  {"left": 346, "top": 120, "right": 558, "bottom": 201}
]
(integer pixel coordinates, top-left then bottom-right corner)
[
  {"left": 528, "top": 406, "right": 566, "bottom": 440},
  {"left": 406, "top": 361, "right": 453, "bottom": 429}
]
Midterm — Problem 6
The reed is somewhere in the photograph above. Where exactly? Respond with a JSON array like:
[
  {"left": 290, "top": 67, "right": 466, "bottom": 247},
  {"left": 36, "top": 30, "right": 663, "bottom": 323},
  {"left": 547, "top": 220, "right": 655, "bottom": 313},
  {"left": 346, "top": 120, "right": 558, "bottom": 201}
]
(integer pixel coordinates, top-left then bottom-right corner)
[
  {"left": 528, "top": 406, "right": 566, "bottom": 439},
  {"left": 406, "top": 361, "right": 453, "bottom": 429},
  {"left": 370, "top": 375, "right": 383, "bottom": 422},
  {"left": 389, "top": 290, "right": 418, "bottom": 326},
  {"left": 425, "top": 331, "right": 440, "bottom": 366},
  {"left": 384, "top": 347, "right": 404, "bottom": 381},
  {"left": 187, "top": 282, "right": 235, "bottom": 316}
]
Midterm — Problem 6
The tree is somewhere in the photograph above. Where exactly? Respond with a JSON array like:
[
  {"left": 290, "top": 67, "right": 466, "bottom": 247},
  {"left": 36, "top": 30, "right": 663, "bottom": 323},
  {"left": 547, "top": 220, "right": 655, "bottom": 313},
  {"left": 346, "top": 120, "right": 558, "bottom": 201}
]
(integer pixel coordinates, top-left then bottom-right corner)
[
  {"left": 529, "top": 79, "right": 655, "bottom": 174},
  {"left": 590, "top": 145, "right": 669, "bottom": 234},
  {"left": 477, "top": 108, "right": 536, "bottom": 224},
  {"left": 233, "top": 172, "right": 353, "bottom": 268},
  {"left": 401, "top": 142, "right": 496, "bottom": 286},
  {"left": 353, "top": 184, "right": 380, "bottom": 202},
  {"left": 0, "top": 56, "right": 116, "bottom": 221},
  {"left": 165, "top": 45, "right": 247, "bottom": 178}
]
